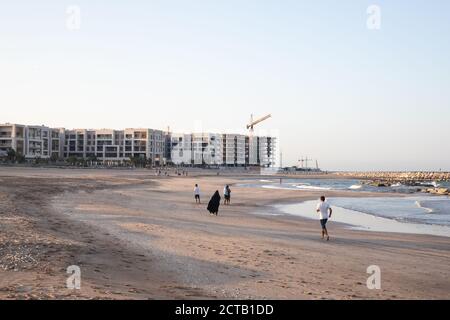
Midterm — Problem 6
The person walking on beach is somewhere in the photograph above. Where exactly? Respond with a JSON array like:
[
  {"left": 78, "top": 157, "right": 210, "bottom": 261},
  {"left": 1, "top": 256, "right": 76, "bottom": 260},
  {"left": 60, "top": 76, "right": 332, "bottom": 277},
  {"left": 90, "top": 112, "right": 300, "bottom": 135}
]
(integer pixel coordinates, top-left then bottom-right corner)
[
  {"left": 223, "top": 185, "right": 228, "bottom": 204},
  {"left": 207, "top": 190, "right": 221, "bottom": 216},
  {"left": 194, "top": 184, "right": 201, "bottom": 204},
  {"left": 223, "top": 185, "right": 231, "bottom": 205},
  {"left": 316, "top": 196, "right": 332, "bottom": 241}
]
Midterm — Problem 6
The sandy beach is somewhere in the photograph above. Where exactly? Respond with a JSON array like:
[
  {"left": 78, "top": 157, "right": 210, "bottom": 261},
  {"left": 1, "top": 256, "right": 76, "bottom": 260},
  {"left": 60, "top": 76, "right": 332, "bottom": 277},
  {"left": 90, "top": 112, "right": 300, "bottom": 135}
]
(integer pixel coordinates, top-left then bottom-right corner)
[{"left": 0, "top": 167, "right": 449, "bottom": 299}]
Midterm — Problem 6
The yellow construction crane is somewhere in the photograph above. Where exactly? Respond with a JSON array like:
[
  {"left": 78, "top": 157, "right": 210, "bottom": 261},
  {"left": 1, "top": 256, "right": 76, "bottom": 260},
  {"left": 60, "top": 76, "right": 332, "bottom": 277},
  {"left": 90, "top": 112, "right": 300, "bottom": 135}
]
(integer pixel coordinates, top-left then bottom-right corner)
[{"left": 246, "top": 114, "right": 272, "bottom": 133}]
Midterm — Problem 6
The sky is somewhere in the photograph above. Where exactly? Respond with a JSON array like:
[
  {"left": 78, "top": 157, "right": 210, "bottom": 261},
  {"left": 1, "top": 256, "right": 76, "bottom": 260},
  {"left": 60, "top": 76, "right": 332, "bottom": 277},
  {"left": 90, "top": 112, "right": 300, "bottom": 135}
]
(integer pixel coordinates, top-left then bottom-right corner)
[{"left": 1, "top": 0, "right": 449, "bottom": 171}]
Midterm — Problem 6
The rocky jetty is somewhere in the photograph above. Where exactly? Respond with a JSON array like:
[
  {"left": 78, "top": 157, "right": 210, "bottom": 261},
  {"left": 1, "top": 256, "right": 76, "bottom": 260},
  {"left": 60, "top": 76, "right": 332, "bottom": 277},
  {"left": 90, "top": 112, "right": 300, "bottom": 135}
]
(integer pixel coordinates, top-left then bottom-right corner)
[
  {"left": 424, "top": 188, "right": 450, "bottom": 196},
  {"left": 336, "top": 171, "right": 450, "bottom": 196},
  {"left": 336, "top": 171, "right": 450, "bottom": 182}
]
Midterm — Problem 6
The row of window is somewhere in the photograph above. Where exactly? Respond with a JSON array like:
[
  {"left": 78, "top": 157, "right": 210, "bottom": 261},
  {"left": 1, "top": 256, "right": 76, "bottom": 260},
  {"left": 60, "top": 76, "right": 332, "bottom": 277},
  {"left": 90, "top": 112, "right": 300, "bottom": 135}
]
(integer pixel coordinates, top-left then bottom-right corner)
[{"left": 64, "top": 134, "right": 164, "bottom": 140}]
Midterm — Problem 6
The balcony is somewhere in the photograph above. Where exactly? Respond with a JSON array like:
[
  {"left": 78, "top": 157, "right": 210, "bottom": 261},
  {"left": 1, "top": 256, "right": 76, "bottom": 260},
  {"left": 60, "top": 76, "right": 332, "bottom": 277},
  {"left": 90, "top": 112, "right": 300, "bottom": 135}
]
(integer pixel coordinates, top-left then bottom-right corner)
[
  {"left": 0, "top": 132, "right": 12, "bottom": 138},
  {"left": 0, "top": 142, "right": 12, "bottom": 148}
]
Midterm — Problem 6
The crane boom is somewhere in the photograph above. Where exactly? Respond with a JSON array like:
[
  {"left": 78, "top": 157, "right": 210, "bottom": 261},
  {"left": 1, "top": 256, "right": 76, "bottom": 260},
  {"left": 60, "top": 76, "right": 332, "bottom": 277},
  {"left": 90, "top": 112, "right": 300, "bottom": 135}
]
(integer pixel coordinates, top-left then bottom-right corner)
[{"left": 246, "top": 114, "right": 272, "bottom": 130}]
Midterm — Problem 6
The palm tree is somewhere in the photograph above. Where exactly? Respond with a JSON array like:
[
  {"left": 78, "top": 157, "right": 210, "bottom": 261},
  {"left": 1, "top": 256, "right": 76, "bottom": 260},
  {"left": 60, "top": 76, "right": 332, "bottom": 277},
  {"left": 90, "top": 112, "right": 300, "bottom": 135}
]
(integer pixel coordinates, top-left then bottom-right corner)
[
  {"left": 50, "top": 154, "right": 59, "bottom": 163},
  {"left": 67, "top": 156, "right": 77, "bottom": 166},
  {"left": 16, "top": 154, "right": 25, "bottom": 163},
  {"left": 7, "top": 148, "right": 16, "bottom": 162}
]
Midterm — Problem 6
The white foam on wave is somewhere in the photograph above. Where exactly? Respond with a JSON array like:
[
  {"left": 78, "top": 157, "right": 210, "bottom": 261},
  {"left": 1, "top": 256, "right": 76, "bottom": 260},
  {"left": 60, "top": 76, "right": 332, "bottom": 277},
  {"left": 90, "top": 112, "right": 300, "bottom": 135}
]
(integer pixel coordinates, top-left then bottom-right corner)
[
  {"left": 349, "top": 184, "right": 362, "bottom": 190},
  {"left": 418, "top": 181, "right": 440, "bottom": 188},
  {"left": 261, "top": 184, "right": 331, "bottom": 191},
  {"left": 295, "top": 185, "right": 331, "bottom": 191},
  {"left": 429, "top": 181, "right": 440, "bottom": 187},
  {"left": 415, "top": 200, "right": 434, "bottom": 213},
  {"left": 261, "top": 185, "right": 287, "bottom": 190}
]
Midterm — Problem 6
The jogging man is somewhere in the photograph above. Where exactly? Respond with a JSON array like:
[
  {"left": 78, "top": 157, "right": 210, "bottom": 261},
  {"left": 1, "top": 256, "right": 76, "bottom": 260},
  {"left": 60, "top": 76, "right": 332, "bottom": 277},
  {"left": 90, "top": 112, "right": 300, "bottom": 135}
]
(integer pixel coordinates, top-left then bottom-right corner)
[{"left": 316, "top": 196, "right": 332, "bottom": 241}]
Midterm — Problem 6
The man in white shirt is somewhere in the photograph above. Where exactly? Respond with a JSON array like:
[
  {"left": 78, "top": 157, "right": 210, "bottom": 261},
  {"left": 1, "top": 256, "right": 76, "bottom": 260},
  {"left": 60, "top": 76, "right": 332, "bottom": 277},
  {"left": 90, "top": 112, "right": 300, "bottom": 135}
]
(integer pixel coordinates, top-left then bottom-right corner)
[
  {"left": 316, "top": 196, "right": 332, "bottom": 241},
  {"left": 223, "top": 185, "right": 231, "bottom": 205},
  {"left": 194, "top": 184, "right": 201, "bottom": 204}
]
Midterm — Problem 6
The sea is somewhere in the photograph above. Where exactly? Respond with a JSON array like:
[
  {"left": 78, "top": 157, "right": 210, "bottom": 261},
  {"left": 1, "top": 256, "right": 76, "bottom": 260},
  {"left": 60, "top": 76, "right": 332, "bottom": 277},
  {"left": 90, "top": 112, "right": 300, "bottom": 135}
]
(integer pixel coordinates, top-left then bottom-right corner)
[{"left": 236, "top": 178, "right": 450, "bottom": 234}]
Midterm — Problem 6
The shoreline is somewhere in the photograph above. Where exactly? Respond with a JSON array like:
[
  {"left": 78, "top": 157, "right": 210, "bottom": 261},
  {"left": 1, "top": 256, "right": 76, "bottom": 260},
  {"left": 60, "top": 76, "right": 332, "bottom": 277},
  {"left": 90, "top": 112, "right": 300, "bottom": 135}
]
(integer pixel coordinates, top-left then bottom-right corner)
[
  {"left": 1, "top": 167, "right": 449, "bottom": 299},
  {"left": 274, "top": 200, "right": 450, "bottom": 238}
]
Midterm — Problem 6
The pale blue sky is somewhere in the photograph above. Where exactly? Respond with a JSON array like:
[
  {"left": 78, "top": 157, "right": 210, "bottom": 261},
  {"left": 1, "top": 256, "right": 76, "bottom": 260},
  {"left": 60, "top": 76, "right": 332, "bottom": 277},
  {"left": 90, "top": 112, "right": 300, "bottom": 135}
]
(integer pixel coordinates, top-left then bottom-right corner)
[{"left": 1, "top": 1, "right": 449, "bottom": 170}]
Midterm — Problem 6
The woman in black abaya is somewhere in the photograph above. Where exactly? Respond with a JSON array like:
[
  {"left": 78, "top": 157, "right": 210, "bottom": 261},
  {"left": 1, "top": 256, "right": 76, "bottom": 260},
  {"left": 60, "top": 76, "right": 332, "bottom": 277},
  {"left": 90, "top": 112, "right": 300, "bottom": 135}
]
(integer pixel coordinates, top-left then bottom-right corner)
[{"left": 207, "top": 190, "right": 221, "bottom": 216}]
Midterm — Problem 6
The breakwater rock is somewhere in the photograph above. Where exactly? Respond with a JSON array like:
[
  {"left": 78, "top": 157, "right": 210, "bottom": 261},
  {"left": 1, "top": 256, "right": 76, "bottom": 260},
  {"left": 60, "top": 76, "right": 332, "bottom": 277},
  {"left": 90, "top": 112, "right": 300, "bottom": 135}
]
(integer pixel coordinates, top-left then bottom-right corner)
[
  {"left": 424, "top": 188, "right": 450, "bottom": 196},
  {"left": 336, "top": 171, "right": 450, "bottom": 182},
  {"left": 336, "top": 171, "right": 450, "bottom": 195}
]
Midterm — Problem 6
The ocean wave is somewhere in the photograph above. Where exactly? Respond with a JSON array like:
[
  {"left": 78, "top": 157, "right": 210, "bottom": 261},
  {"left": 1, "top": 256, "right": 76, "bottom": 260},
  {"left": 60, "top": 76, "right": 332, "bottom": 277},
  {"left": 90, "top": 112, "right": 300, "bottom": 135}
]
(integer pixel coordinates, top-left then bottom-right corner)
[
  {"left": 277, "top": 199, "right": 450, "bottom": 237},
  {"left": 418, "top": 181, "right": 440, "bottom": 188},
  {"left": 349, "top": 184, "right": 363, "bottom": 190},
  {"left": 261, "top": 185, "right": 287, "bottom": 190},
  {"left": 261, "top": 184, "right": 331, "bottom": 191},
  {"left": 416, "top": 199, "right": 450, "bottom": 216},
  {"left": 415, "top": 200, "right": 434, "bottom": 213},
  {"left": 295, "top": 185, "right": 331, "bottom": 191}
]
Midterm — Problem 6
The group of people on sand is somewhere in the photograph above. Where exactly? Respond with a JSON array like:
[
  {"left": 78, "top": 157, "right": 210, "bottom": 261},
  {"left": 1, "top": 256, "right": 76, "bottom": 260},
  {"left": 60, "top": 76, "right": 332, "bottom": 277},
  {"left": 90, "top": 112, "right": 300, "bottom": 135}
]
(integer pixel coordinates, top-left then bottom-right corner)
[
  {"left": 194, "top": 183, "right": 333, "bottom": 240},
  {"left": 193, "top": 184, "right": 231, "bottom": 216},
  {"left": 155, "top": 169, "right": 188, "bottom": 177}
]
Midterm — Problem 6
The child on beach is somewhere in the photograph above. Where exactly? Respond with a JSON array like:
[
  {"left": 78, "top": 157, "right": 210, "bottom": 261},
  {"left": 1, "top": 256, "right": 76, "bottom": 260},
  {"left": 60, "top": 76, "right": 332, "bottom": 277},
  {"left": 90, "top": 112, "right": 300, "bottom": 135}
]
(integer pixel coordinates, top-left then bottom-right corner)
[
  {"left": 316, "top": 196, "right": 332, "bottom": 241},
  {"left": 194, "top": 184, "right": 201, "bottom": 204}
]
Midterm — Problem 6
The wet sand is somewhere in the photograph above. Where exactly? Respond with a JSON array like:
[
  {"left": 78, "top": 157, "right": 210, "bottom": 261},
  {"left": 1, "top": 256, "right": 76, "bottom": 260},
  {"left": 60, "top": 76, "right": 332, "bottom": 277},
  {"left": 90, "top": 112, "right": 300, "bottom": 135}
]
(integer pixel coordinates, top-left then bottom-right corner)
[{"left": 0, "top": 167, "right": 449, "bottom": 299}]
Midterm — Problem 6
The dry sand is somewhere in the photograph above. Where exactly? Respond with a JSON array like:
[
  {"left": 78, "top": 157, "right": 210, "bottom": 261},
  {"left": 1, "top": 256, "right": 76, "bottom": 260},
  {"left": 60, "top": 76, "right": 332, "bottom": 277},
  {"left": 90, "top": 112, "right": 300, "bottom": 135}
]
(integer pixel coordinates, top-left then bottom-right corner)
[{"left": 0, "top": 167, "right": 449, "bottom": 299}]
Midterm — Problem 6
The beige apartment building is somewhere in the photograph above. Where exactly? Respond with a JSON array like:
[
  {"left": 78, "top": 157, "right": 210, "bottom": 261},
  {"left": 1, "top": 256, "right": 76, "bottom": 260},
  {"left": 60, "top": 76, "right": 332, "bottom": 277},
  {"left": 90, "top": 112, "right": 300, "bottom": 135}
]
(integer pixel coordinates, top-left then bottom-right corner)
[
  {"left": 1, "top": 123, "right": 165, "bottom": 165},
  {"left": 0, "top": 123, "right": 25, "bottom": 155},
  {"left": 63, "top": 128, "right": 165, "bottom": 165},
  {"left": 2, "top": 123, "right": 276, "bottom": 167},
  {"left": 0, "top": 123, "right": 57, "bottom": 159}
]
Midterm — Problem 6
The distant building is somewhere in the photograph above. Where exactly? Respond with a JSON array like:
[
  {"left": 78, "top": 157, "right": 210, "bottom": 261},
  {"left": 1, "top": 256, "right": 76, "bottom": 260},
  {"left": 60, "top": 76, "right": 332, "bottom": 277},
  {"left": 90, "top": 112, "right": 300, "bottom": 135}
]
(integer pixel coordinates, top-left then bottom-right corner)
[
  {"left": 169, "top": 132, "right": 276, "bottom": 167},
  {"left": 0, "top": 123, "right": 58, "bottom": 159},
  {"left": 1, "top": 124, "right": 24, "bottom": 155},
  {"left": 1, "top": 123, "right": 277, "bottom": 167},
  {"left": 258, "top": 136, "right": 276, "bottom": 167},
  {"left": 222, "top": 134, "right": 246, "bottom": 166},
  {"left": 63, "top": 128, "right": 165, "bottom": 165},
  {"left": 169, "top": 133, "right": 193, "bottom": 165}
]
